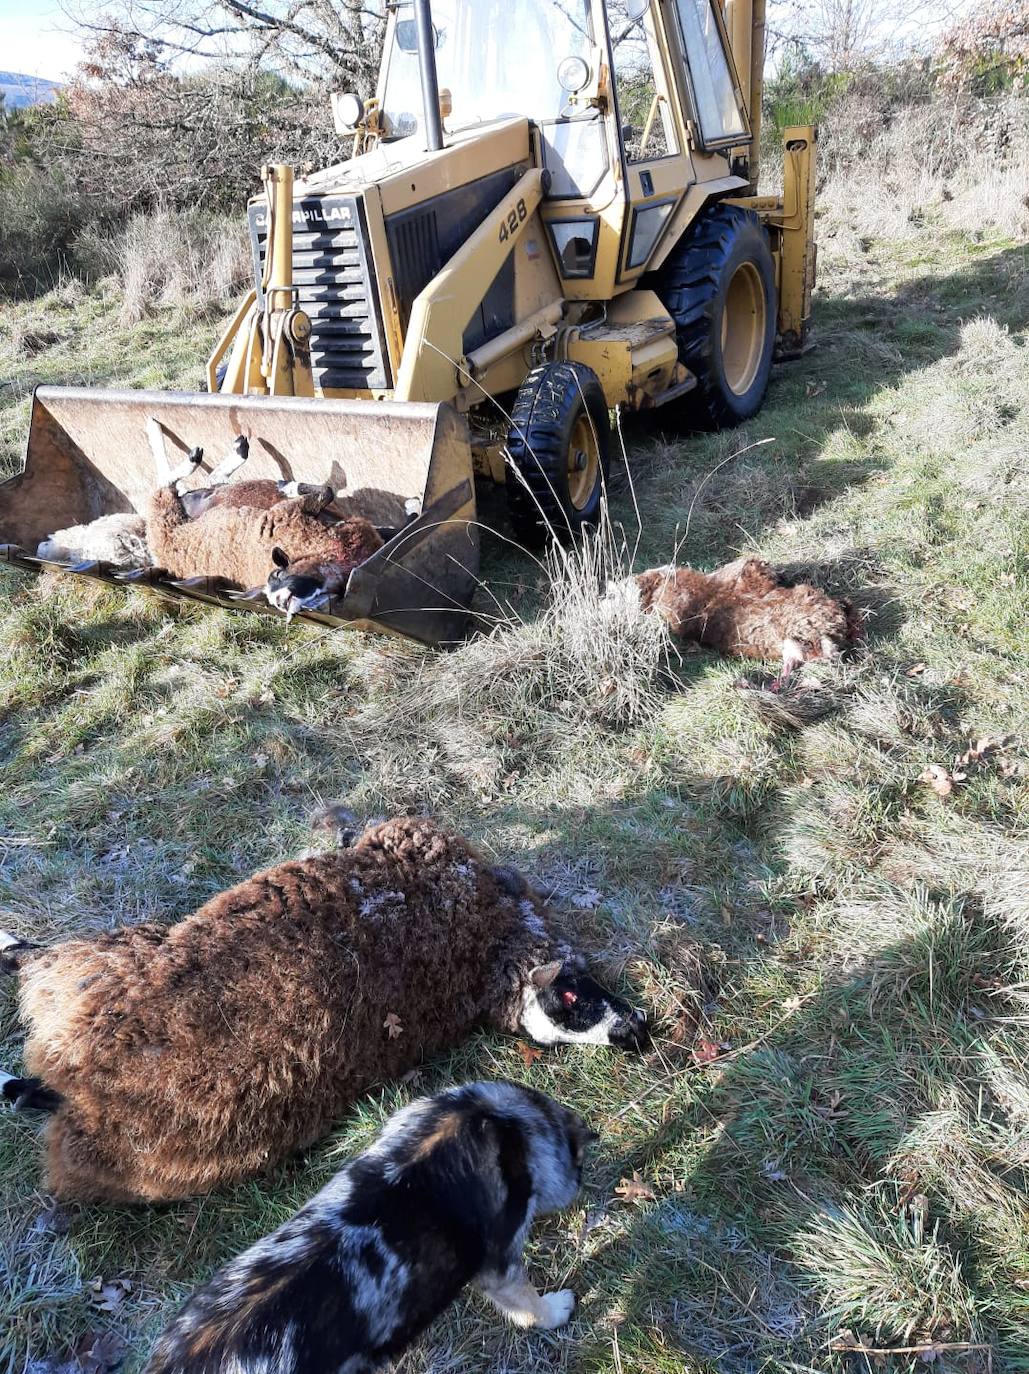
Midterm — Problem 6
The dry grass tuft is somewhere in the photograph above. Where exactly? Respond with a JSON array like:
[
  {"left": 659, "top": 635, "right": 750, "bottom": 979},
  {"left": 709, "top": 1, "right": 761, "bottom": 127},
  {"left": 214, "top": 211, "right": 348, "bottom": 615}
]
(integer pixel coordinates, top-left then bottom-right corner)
[
  {"left": 349, "top": 517, "right": 672, "bottom": 807},
  {"left": 119, "top": 210, "right": 251, "bottom": 324},
  {"left": 818, "top": 94, "right": 1029, "bottom": 261},
  {"left": 795, "top": 1193, "right": 982, "bottom": 1346}
]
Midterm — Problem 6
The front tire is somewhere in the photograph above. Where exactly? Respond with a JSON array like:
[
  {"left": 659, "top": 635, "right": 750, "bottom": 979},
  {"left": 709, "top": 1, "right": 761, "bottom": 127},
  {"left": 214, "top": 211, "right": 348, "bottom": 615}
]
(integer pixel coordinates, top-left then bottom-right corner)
[
  {"left": 652, "top": 202, "right": 776, "bottom": 429},
  {"left": 505, "top": 361, "right": 611, "bottom": 545}
]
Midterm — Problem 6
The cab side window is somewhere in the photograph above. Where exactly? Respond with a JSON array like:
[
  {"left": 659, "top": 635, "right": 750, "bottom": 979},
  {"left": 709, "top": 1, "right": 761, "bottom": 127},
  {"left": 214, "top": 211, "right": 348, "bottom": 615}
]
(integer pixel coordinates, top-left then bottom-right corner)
[{"left": 609, "top": 2, "right": 679, "bottom": 162}]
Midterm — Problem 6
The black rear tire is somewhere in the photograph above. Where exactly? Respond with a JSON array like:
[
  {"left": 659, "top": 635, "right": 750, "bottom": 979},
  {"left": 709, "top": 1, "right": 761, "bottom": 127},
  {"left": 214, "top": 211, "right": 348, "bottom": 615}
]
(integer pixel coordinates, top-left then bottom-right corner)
[
  {"left": 651, "top": 202, "right": 776, "bottom": 429},
  {"left": 505, "top": 361, "right": 611, "bottom": 545}
]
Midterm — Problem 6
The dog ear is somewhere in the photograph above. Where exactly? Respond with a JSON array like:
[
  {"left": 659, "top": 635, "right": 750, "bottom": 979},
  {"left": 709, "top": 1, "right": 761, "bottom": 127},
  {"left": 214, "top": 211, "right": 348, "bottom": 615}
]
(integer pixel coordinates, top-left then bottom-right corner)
[
  {"left": 271, "top": 546, "right": 290, "bottom": 570},
  {"left": 530, "top": 961, "right": 563, "bottom": 989}
]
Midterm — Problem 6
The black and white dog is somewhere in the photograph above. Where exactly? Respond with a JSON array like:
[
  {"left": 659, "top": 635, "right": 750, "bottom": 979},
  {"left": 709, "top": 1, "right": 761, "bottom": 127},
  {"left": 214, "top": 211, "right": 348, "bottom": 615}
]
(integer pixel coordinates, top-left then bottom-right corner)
[{"left": 146, "top": 1082, "right": 596, "bottom": 1374}]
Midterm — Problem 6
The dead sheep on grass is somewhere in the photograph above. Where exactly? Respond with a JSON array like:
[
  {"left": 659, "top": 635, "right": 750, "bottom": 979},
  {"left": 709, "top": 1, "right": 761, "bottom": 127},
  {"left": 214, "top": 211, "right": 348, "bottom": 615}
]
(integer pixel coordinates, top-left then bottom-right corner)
[
  {"left": 0, "top": 816, "right": 647, "bottom": 1203},
  {"left": 633, "top": 557, "right": 860, "bottom": 680},
  {"left": 36, "top": 512, "right": 153, "bottom": 569},
  {"left": 146, "top": 481, "right": 383, "bottom": 601}
]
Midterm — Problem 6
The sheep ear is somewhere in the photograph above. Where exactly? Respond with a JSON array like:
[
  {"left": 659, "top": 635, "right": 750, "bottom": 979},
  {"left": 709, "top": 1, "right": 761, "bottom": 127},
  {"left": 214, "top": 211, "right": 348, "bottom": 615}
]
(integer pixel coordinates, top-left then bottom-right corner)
[
  {"left": 530, "top": 961, "right": 563, "bottom": 989},
  {"left": 271, "top": 546, "right": 290, "bottom": 570}
]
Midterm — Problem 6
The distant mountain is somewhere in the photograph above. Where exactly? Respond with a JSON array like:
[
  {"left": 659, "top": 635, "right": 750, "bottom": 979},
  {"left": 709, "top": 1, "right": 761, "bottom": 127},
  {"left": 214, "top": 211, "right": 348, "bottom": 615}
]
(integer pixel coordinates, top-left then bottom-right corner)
[{"left": 0, "top": 71, "right": 62, "bottom": 110}]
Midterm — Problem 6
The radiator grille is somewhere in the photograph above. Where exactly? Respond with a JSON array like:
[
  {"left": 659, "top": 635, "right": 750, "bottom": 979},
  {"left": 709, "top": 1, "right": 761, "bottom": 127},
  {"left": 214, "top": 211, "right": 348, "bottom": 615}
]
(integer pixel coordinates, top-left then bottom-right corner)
[{"left": 248, "top": 194, "right": 391, "bottom": 393}]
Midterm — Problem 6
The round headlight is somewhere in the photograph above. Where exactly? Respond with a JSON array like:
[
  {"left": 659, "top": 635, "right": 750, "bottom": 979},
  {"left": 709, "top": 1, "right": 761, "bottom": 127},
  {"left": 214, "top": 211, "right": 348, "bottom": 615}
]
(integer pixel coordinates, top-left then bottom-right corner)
[
  {"left": 557, "top": 56, "right": 590, "bottom": 94},
  {"left": 333, "top": 91, "right": 364, "bottom": 131}
]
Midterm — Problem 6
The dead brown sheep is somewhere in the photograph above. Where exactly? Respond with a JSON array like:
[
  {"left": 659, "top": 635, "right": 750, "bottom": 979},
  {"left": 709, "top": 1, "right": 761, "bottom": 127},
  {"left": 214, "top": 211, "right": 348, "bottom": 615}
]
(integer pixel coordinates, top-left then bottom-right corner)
[
  {"left": 146, "top": 484, "right": 383, "bottom": 590},
  {"left": 2, "top": 817, "right": 646, "bottom": 1203},
  {"left": 635, "top": 557, "right": 858, "bottom": 676}
]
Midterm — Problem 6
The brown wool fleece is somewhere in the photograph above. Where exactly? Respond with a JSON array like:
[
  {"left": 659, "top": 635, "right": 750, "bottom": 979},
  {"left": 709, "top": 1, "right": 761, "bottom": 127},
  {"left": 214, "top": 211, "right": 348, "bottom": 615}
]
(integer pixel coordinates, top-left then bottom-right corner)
[
  {"left": 15, "top": 819, "right": 553, "bottom": 1204},
  {"left": 635, "top": 557, "right": 852, "bottom": 661},
  {"left": 146, "top": 487, "right": 383, "bottom": 589}
]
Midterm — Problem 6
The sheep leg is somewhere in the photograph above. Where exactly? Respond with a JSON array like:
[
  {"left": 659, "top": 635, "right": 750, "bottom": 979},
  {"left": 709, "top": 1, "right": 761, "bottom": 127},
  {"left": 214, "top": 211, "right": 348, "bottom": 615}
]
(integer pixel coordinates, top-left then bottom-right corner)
[
  {"left": 0, "top": 1072, "right": 62, "bottom": 1113},
  {"left": 205, "top": 435, "right": 250, "bottom": 487},
  {"left": 771, "top": 637, "right": 807, "bottom": 692},
  {"left": 166, "top": 447, "right": 205, "bottom": 490},
  {"left": 476, "top": 1265, "right": 576, "bottom": 1329},
  {"left": 275, "top": 482, "right": 335, "bottom": 513}
]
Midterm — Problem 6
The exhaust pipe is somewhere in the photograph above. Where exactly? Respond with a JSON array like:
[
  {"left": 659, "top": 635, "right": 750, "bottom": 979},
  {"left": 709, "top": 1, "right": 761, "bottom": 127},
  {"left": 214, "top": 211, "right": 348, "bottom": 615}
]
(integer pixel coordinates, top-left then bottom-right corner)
[{"left": 413, "top": 0, "right": 444, "bottom": 153}]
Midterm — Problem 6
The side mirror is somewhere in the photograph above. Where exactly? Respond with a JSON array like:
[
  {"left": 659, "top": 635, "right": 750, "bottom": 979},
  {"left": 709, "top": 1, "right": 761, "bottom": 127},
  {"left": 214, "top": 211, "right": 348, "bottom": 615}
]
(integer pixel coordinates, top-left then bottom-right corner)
[{"left": 396, "top": 17, "right": 441, "bottom": 52}]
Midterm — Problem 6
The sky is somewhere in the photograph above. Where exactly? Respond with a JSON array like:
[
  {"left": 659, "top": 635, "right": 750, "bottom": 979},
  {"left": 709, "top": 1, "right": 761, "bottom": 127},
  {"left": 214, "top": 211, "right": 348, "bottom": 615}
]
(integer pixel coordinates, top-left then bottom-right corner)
[{"left": 0, "top": 0, "right": 84, "bottom": 80}]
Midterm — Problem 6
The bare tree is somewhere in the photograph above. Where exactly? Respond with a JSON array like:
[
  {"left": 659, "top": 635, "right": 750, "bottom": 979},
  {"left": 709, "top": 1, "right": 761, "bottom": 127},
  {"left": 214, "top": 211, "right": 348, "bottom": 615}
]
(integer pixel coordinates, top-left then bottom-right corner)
[
  {"left": 767, "top": 0, "right": 977, "bottom": 69},
  {"left": 63, "top": 0, "right": 387, "bottom": 95}
]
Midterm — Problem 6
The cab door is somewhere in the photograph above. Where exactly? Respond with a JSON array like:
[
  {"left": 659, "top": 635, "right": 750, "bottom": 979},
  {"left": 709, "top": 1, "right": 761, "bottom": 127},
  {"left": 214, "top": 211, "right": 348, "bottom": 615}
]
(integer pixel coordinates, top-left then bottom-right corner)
[
  {"left": 609, "top": 0, "right": 751, "bottom": 285},
  {"left": 608, "top": 0, "right": 696, "bottom": 285}
]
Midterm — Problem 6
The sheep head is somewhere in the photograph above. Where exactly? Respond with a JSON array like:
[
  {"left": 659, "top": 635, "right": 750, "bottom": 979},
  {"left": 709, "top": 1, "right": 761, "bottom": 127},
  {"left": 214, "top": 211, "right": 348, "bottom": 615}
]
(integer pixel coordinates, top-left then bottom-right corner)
[
  {"left": 519, "top": 954, "right": 649, "bottom": 1051},
  {"left": 264, "top": 547, "right": 348, "bottom": 620}
]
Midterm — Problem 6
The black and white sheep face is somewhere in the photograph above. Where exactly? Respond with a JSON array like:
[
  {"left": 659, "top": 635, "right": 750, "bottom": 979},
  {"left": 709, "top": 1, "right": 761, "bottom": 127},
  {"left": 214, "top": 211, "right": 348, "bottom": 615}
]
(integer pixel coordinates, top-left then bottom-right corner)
[
  {"left": 520, "top": 957, "right": 649, "bottom": 1051},
  {"left": 264, "top": 547, "right": 330, "bottom": 620}
]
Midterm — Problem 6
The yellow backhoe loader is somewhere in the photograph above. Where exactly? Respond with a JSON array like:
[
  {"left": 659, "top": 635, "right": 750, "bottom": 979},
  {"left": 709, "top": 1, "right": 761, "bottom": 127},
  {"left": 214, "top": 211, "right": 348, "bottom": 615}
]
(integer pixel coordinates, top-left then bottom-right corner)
[{"left": 1, "top": 0, "right": 817, "bottom": 644}]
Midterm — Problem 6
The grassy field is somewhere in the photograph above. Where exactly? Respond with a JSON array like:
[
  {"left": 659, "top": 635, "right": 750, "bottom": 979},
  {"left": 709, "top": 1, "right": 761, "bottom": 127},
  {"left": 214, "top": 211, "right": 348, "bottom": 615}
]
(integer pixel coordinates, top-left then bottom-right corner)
[{"left": 1, "top": 173, "right": 1028, "bottom": 1373}]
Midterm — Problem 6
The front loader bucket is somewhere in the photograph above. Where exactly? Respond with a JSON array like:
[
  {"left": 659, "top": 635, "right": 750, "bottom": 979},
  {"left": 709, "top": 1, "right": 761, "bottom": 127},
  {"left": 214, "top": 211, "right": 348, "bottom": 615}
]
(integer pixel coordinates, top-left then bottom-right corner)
[{"left": 0, "top": 387, "right": 479, "bottom": 645}]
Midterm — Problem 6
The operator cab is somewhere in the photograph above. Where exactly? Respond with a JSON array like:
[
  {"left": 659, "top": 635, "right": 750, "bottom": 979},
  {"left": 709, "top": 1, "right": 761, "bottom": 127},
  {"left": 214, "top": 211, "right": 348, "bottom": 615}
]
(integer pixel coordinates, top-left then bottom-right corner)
[{"left": 366, "top": 0, "right": 752, "bottom": 297}]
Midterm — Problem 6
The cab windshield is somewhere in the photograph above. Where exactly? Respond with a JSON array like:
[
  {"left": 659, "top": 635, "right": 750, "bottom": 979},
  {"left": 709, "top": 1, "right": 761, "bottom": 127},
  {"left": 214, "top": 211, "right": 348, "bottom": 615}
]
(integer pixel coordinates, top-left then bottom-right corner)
[{"left": 381, "top": 0, "right": 594, "bottom": 138}]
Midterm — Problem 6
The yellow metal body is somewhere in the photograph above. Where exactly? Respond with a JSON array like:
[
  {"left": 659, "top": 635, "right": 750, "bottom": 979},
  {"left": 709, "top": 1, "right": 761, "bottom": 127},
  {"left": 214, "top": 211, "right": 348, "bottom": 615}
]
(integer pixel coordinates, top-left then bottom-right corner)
[
  {"left": 729, "top": 125, "right": 818, "bottom": 354},
  {"left": 208, "top": 164, "right": 316, "bottom": 397},
  {"left": 204, "top": 0, "right": 817, "bottom": 451},
  {"left": 394, "top": 168, "right": 546, "bottom": 404}
]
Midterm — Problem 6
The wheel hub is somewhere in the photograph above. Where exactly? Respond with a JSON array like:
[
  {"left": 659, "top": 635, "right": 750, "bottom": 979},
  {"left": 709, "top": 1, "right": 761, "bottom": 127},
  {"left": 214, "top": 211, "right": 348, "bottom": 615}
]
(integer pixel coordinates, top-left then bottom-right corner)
[
  {"left": 567, "top": 417, "right": 600, "bottom": 510},
  {"left": 721, "top": 261, "right": 766, "bottom": 397}
]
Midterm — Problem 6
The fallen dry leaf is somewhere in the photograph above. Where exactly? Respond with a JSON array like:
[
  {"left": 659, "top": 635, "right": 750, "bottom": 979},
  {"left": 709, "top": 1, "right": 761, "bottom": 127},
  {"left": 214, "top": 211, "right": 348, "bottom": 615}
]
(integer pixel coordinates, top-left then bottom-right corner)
[
  {"left": 805, "top": 379, "right": 827, "bottom": 397},
  {"left": 89, "top": 1278, "right": 131, "bottom": 1314},
  {"left": 516, "top": 1041, "right": 543, "bottom": 1069},
  {"left": 956, "top": 734, "right": 1014, "bottom": 768},
  {"left": 76, "top": 1328, "right": 128, "bottom": 1373},
  {"left": 691, "top": 1039, "right": 726, "bottom": 1065},
  {"left": 382, "top": 1012, "right": 404, "bottom": 1039},
  {"left": 614, "top": 1172, "right": 657, "bottom": 1204},
  {"left": 577, "top": 1205, "right": 610, "bottom": 1242},
  {"left": 919, "top": 763, "right": 966, "bottom": 798},
  {"left": 814, "top": 1088, "right": 843, "bottom": 1119},
  {"left": 905, "top": 662, "right": 927, "bottom": 677}
]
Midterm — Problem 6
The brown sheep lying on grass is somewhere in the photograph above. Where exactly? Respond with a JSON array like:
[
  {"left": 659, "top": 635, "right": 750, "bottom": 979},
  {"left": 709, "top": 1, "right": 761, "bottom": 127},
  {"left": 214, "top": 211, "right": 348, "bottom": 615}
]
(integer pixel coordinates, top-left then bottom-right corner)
[
  {"left": 635, "top": 557, "right": 858, "bottom": 681},
  {"left": 0, "top": 816, "right": 647, "bottom": 1203},
  {"left": 146, "top": 483, "right": 383, "bottom": 594}
]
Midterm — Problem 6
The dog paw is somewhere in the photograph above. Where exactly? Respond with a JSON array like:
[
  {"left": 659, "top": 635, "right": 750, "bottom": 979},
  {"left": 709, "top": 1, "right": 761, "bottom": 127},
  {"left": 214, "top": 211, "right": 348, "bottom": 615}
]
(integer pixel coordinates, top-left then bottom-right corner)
[{"left": 537, "top": 1289, "right": 576, "bottom": 1329}]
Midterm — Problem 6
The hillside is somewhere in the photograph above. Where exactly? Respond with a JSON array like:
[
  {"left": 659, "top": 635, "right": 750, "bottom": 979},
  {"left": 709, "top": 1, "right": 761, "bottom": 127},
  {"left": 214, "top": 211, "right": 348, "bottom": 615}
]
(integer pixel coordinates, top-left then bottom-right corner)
[{"left": 0, "top": 70, "right": 61, "bottom": 109}]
